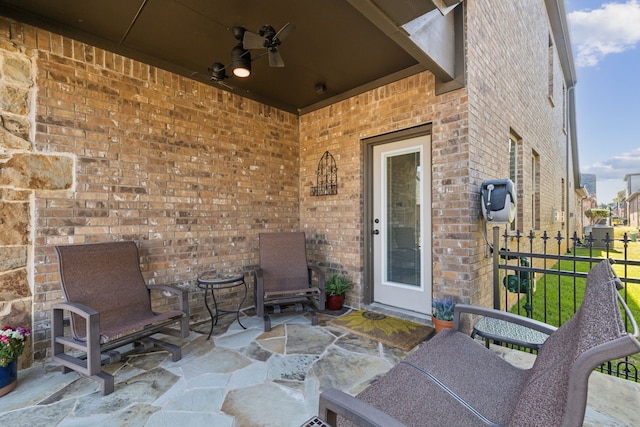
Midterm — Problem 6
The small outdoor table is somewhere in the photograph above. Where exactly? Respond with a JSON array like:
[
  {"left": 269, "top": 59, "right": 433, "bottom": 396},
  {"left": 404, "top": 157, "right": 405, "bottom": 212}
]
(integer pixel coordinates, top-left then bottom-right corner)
[
  {"left": 472, "top": 316, "right": 549, "bottom": 351},
  {"left": 197, "top": 272, "right": 247, "bottom": 340}
]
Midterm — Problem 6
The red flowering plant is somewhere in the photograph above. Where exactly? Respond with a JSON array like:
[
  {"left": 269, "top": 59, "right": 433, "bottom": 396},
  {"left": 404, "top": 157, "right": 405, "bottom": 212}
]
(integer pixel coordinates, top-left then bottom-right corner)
[{"left": 0, "top": 325, "right": 31, "bottom": 367}]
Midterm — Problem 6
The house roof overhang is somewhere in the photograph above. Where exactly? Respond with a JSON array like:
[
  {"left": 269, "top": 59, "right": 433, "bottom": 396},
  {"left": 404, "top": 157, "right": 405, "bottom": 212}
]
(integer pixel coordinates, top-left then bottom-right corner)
[
  {"left": 0, "top": 0, "right": 464, "bottom": 115},
  {"left": 545, "top": 0, "right": 581, "bottom": 192}
]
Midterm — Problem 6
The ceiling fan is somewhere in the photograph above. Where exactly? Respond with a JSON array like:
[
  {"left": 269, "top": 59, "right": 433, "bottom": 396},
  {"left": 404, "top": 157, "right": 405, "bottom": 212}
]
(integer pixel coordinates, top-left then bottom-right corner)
[
  {"left": 241, "top": 22, "right": 296, "bottom": 68},
  {"left": 202, "top": 23, "right": 295, "bottom": 87}
]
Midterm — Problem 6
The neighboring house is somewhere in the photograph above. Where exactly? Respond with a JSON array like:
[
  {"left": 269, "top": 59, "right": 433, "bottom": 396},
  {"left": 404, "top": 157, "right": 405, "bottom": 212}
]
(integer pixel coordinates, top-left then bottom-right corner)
[
  {"left": 624, "top": 174, "right": 640, "bottom": 227},
  {"left": 625, "top": 173, "right": 640, "bottom": 196},
  {"left": 626, "top": 174, "right": 640, "bottom": 227},
  {"left": 581, "top": 195, "right": 598, "bottom": 228},
  {"left": 580, "top": 174, "right": 598, "bottom": 231},
  {"left": 628, "top": 192, "right": 640, "bottom": 228},
  {"left": 0, "top": 0, "right": 582, "bottom": 366}
]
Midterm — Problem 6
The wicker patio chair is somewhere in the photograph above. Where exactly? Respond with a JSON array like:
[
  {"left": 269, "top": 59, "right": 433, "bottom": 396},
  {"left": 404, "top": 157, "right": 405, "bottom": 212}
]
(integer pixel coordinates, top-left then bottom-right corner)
[
  {"left": 254, "top": 232, "right": 326, "bottom": 331},
  {"left": 52, "top": 241, "right": 190, "bottom": 395},
  {"left": 319, "top": 259, "right": 640, "bottom": 426}
]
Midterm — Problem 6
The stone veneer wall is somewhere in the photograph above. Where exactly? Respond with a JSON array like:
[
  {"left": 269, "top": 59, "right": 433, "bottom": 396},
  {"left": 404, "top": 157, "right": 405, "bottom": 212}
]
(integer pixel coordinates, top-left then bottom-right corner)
[{"left": 0, "top": 21, "right": 73, "bottom": 368}]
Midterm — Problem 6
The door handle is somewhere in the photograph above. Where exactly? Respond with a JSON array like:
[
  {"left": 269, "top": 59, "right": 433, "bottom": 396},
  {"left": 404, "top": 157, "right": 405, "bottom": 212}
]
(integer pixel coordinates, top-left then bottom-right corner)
[{"left": 372, "top": 229, "right": 380, "bottom": 235}]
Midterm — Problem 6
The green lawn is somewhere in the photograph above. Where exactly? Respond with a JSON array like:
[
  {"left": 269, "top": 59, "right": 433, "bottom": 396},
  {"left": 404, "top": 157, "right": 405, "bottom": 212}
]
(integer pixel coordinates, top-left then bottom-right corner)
[{"left": 508, "top": 226, "right": 640, "bottom": 372}]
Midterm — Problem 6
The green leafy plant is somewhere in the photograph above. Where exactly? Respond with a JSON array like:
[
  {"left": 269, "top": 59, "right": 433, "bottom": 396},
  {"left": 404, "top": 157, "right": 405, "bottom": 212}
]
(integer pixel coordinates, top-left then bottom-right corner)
[
  {"left": 0, "top": 325, "right": 31, "bottom": 367},
  {"left": 325, "top": 274, "right": 353, "bottom": 296},
  {"left": 432, "top": 297, "right": 456, "bottom": 321},
  {"left": 585, "top": 208, "right": 610, "bottom": 225}
]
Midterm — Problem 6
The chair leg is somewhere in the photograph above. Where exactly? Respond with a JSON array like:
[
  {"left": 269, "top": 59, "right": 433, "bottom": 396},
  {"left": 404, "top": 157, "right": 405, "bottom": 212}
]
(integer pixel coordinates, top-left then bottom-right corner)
[
  {"left": 254, "top": 273, "right": 265, "bottom": 319},
  {"left": 264, "top": 315, "right": 272, "bottom": 332},
  {"left": 95, "top": 372, "right": 115, "bottom": 395},
  {"left": 306, "top": 305, "right": 318, "bottom": 326},
  {"left": 179, "top": 316, "right": 190, "bottom": 338},
  {"left": 151, "top": 338, "right": 183, "bottom": 362}
]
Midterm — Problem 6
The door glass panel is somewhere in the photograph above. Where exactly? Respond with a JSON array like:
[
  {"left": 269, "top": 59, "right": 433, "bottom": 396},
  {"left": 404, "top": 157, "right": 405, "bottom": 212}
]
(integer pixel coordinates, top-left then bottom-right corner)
[{"left": 386, "top": 152, "right": 421, "bottom": 286}]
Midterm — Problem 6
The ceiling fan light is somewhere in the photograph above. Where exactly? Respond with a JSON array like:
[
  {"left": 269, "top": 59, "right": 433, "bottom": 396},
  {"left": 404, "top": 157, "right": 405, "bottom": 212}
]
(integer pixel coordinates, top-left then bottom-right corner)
[
  {"left": 233, "top": 66, "right": 251, "bottom": 78},
  {"left": 231, "top": 44, "right": 251, "bottom": 78}
]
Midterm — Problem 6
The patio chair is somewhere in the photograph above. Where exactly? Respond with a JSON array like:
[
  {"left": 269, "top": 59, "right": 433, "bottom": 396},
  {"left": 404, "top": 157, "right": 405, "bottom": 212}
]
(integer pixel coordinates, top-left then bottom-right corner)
[
  {"left": 254, "top": 232, "right": 325, "bottom": 331},
  {"left": 52, "top": 241, "right": 190, "bottom": 395},
  {"left": 319, "top": 259, "right": 640, "bottom": 426}
]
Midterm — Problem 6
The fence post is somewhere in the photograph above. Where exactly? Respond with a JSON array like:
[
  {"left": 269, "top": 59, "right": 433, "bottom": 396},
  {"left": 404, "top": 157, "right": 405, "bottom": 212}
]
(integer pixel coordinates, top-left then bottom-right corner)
[{"left": 493, "top": 226, "right": 500, "bottom": 309}]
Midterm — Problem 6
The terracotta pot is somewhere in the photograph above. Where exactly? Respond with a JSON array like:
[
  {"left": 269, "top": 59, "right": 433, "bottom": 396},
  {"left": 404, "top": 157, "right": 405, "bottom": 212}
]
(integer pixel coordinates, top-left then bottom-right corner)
[
  {"left": 0, "top": 359, "right": 18, "bottom": 397},
  {"left": 326, "top": 294, "right": 344, "bottom": 311},
  {"left": 433, "top": 317, "right": 453, "bottom": 333}
]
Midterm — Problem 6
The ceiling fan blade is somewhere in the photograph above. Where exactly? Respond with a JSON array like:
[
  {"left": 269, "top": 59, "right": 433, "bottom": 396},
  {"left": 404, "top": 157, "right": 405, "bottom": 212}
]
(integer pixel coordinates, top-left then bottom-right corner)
[
  {"left": 268, "top": 48, "right": 285, "bottom": 67},
  {"left": 274, "top": 22, "right": 296, "bottom": 42},
  {"left": 190, "top": 71, "right": 235, "bottom": 89},
  {"left": 215, "top": 80, "right": 235, "bottom": 90},
  {"left": 243, "top": 31, "right": 267, "bottom": 49}
]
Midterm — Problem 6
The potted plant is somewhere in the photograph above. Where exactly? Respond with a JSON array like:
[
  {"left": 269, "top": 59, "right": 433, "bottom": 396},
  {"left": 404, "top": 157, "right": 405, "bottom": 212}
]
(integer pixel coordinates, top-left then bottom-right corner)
[
  {"left": 325, "top": 274, "right": 353, "bottom": 310},
  {"left": 0, "top": 325, "right": 31, "bottom": 397},
  {"left": 432, "top": 297, "right": 455, "bottom": 333}
]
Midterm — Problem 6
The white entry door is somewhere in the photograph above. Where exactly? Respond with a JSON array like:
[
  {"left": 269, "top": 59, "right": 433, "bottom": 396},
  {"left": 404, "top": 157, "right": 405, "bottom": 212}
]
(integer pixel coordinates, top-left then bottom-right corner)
[{"left": 372, "top": 135, "right": 431, "bottom": 314}]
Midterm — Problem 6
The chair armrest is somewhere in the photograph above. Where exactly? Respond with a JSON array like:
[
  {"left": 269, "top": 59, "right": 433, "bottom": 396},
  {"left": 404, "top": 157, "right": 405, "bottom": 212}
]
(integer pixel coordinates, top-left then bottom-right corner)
[
  {"left": 147, "top": 284, "right": 186, "bottom": 297},
  {"left": 319, "top": 388, "right": 407, "bottom": 427},
  {"left": 51, "top": 301, "right": 102, "bottom": 378},
  {"left": 51, "top": 302, "right": 100, "bottom": 352},
  {"left": 453, "top": 304, "right": 557, "bottom": 336},
  {"left": 308, "top": 266, "right": 326, "bottom": 290},
  {"left": 52, "top": 301, "right": 99, "bottom": 318},
  {"left": 147, "top": 285, "right": 189, "bottom": 311},
  {"left": 147, "top": 284, "right": 190, "bottom": 337}
]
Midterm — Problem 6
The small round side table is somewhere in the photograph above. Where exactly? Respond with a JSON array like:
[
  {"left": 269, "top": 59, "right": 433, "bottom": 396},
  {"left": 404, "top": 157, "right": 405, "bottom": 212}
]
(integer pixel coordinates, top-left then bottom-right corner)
[{"left": 197, "top": 272, "right": 247, "bottom": 339}]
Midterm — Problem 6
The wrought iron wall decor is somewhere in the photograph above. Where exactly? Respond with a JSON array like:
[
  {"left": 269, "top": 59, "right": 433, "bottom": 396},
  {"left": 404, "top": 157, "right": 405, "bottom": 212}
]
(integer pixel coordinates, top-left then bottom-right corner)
[{"left": 311, "top": 151, "right": 338, "bottom": 196}]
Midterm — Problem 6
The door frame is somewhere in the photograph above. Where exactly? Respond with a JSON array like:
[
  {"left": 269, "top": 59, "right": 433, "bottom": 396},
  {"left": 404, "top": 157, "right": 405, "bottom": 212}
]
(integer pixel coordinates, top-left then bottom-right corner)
[{"left": 362, "top": 124, "right": 432, "bottom": 307}]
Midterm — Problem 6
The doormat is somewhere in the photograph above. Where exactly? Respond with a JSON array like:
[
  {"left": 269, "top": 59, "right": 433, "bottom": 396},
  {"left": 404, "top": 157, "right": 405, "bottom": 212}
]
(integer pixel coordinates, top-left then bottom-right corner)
[{"left": 329, "top": 310, "right": 434, "bottom": 351}]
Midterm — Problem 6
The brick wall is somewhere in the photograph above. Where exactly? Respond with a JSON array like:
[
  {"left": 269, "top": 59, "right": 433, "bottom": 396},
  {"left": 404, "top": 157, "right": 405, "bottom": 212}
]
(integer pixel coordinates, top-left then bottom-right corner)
[
  {"left": 0, "top": 18, "right": 301, "bottom": 362},
  {"left": 299, "top": 74, "right": 472, "bottom": 308},
  {"left": 465, "top": 0, "right": 574, "bottom": 307},
  {"left": 299, "top": 0, "right": 578, "bottom": 314}
]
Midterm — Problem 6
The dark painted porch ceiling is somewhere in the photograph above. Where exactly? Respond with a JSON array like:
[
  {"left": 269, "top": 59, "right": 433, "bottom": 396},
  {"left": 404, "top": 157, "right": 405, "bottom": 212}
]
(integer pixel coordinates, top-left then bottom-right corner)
[{"left": 0, "top": 0, "right": 460, "bottom": 114}]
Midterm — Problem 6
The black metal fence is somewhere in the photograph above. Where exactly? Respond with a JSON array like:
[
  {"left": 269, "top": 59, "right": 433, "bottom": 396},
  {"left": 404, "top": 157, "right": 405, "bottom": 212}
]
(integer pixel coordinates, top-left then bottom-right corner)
[{"left": 491, "top": 226, "right": 640, "bottom": 382}]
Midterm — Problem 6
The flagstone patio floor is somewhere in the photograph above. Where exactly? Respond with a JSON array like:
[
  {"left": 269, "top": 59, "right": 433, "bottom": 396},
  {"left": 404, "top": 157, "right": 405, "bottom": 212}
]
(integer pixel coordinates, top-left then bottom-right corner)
[{"left": 1, "top": 309, "right": 639, "bottom": 426}]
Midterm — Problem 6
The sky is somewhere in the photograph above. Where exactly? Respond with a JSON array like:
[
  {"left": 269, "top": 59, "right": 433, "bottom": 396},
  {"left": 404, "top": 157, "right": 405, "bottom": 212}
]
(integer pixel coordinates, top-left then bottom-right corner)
[{"left": 564, "top": 0, "right": 640, "bottom": 204}]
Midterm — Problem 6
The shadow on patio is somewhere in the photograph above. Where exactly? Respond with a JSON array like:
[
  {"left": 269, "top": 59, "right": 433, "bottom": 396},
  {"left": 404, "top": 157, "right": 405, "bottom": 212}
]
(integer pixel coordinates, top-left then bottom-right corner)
[{"left": 1, "top": 310, "right": 638, "bottom": 426}]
